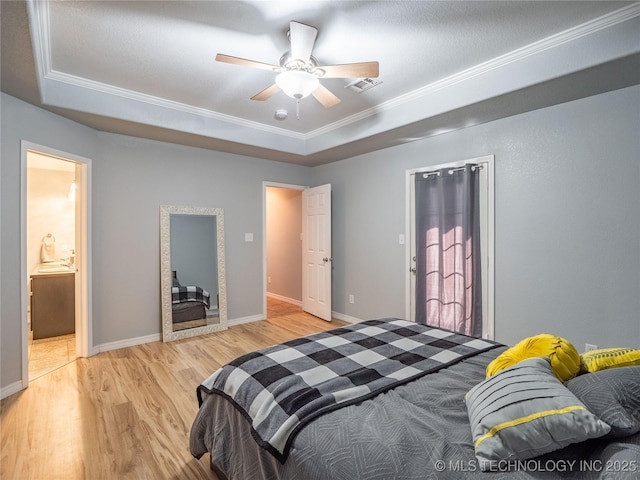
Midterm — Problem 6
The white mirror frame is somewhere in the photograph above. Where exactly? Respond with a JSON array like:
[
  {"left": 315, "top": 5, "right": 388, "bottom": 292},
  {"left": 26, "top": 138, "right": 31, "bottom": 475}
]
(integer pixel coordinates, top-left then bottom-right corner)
[{"left": 160, "top": 205, "right": 228, "bottom": 342}]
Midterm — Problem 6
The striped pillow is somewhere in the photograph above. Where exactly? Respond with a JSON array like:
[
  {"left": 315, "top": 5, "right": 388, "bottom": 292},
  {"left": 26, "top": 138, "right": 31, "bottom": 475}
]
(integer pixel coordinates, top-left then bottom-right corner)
[
  {"left": 465, "top": 357, "right": 610, "bottom": 471},
  {"left": 580, "top": 348, "right": 640, "bottom": 373}
]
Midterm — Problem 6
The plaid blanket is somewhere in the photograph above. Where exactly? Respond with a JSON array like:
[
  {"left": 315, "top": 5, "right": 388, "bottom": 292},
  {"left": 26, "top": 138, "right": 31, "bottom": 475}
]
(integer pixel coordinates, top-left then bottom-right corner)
[
  {"left": 171, "top": 285, "right": 210, "bottom": 309},
  {"left": 196, "top": 318, "right": 501, "bottom": 463}
]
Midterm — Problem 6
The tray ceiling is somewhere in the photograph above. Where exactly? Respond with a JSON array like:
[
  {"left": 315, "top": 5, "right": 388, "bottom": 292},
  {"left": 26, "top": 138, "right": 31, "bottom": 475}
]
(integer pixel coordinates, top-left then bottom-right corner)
[{"left": 2, "top": 1, "right": 639, "bottom": 165}]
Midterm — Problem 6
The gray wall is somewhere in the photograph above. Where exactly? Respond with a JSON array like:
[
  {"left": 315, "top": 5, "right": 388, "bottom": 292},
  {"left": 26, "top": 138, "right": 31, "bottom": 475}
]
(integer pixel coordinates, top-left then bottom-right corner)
[
  {"left": 91, "top": 123, "right": 311, "bottom": 345},
  {"left": 312, "top": 85, "right": 640, "bottom": 350},
  {"left": 1, "top": 93, "right": 98, "bottom": 389},
  {"left": 2, "top": 85, "right": 639, "bottom": 393},
  {"left": 1, "top": 92, "right": 311, "bottom": 389}
]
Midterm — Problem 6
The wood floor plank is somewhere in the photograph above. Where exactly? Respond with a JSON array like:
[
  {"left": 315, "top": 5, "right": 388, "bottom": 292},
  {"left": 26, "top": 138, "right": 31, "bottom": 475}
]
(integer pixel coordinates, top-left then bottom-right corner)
[{"left": 1, "top": 305, "right": 346, "bottom": 479}]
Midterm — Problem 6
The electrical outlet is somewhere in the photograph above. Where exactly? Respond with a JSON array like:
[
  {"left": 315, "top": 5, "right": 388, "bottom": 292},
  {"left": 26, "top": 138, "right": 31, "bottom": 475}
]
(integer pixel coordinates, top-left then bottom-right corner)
[
  {"left": 585, "top": 343, "right": 598, "bottom": 352},
  {"left": 348, "top": 294, "right": 354, "bottom": 304}
]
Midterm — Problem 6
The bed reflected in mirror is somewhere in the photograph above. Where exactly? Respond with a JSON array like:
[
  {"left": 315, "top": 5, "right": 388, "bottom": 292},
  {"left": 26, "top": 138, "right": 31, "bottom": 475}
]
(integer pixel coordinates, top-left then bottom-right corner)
[{"left": 160, "top": 205, "right": 227, "bottom": 342}]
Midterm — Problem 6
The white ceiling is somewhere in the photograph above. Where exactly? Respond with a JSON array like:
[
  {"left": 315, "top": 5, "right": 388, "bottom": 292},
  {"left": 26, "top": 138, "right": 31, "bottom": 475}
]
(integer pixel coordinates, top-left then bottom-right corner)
[{"left": 2, "top": 1, "right": 639, "bottom": 165}]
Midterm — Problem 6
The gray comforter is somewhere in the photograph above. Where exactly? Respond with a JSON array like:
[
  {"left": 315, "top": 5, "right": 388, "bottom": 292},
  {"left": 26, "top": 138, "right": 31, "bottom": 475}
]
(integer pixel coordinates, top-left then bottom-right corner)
[
  {"left": 190, "top": 347, "right": 640, "bottom": 480},
  {"left": 195, "top": 319, "right": 500, "bottom": 462}
]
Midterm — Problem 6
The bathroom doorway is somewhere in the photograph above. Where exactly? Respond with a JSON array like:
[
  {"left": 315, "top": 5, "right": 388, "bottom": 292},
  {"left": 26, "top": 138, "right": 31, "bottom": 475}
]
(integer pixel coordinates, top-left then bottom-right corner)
[
  {"left": 27, "top": 153, "right": 77, "bottom": 379},
  {"left": 21, "top": 142, "right": 92, "bottom": 386}
]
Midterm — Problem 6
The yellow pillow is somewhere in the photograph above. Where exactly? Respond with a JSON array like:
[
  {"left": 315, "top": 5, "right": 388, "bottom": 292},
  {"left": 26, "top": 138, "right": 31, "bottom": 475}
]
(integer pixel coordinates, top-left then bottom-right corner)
[
  {"left": 486, "top": 334, "right": 580, "bottom": 382},
  {"left": 580, "top": 348, "right": 640, "bottom": 374}
]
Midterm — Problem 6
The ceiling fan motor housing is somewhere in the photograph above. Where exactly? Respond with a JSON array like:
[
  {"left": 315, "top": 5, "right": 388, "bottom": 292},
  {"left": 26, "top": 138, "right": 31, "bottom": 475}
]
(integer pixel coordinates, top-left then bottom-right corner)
[{"left": 279, "top": 52, "right": 324, "bottom": 76}]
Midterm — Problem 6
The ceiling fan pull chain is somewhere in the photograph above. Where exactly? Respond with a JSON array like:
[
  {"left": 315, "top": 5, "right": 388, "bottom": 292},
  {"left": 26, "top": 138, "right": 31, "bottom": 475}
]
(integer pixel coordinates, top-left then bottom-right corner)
[{"left": 296, "top": 99, "right": 301, "bottom": 120}]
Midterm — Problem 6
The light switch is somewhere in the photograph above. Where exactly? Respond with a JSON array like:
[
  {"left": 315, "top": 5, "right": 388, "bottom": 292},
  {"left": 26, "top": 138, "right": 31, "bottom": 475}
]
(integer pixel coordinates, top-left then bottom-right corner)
[
  {"left": 399, "top": 234, "right": 405, "bottom": 245},
  {"left": 245, "top": 233, "right": 254, "bottom": 242}
]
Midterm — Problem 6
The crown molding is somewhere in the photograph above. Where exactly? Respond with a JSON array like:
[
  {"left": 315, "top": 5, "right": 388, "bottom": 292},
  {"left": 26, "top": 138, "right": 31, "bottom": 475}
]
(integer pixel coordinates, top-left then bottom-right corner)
[
  {"left": 43, "top": 69, "right": 306, "bottom": 140},
  {"left": 26, "top": 0, "right": 52, "bottom": 98},
  {"left": 26, "top": 0, "right": 304, "bottom": 140},
  {"left": 306, "top": 3, "right": 640, "bottom": 139},
  {"left": 26, "top": 1, "right": 640, "bottom": 151}
]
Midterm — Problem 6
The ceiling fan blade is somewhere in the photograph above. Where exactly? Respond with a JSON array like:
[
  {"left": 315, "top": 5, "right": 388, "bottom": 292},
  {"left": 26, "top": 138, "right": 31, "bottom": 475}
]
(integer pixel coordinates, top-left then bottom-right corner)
[
  {"left": 312, "top": 84, "right": 341, "bottom": 108},
  {"left": 320, "top": 61, "right": 379, "bottom": 79},
  {"left": 251, "top": 84, "right": 281, "bottom": 101},
  {"left": 289, "top": 21, "right": 317, "bottom": 63},
  {"left": 215, "top": 54, "right": 279, "bottom": 72}
]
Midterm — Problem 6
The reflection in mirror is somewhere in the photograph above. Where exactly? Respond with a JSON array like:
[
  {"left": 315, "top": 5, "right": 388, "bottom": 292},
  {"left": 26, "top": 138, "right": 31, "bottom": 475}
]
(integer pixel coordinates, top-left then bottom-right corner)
[{"left": 160, "top": 205, "right": 227, "bottom": 342}]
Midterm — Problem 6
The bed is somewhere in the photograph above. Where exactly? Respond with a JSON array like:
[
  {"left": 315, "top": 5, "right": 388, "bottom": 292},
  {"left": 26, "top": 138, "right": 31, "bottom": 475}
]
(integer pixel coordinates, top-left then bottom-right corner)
[
  {"left": 171, "top": 271, "right": 210, "bottom": 324},
  {"left": 172, "top": 301, "right": 207, "bottom": 323},
  {"left": 190, "top": 318, "right": 640, "bottom": 480}
]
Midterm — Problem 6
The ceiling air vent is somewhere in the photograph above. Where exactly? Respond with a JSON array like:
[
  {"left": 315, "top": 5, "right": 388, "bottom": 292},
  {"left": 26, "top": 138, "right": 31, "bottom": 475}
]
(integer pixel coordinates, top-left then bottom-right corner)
[{"left": 345, "top": 78, "right": 382, "bottom": 94}]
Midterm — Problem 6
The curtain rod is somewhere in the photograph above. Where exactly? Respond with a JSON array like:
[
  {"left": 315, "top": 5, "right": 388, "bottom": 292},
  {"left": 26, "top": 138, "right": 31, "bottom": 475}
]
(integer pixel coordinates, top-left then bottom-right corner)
[{"left": 418, "top": 164, "right": 483, "bottom": 179}]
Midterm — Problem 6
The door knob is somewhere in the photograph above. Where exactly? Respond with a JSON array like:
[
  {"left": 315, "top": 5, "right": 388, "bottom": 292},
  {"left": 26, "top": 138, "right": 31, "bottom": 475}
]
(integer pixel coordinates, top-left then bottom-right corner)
[{"left": 322, "top": 257, "right": 333, "bottom": 263}]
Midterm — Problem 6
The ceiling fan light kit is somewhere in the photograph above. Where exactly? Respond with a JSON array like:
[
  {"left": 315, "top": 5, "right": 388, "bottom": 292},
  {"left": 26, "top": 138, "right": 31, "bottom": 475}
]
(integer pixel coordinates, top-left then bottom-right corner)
[
  {"left": 275, "top": 70, "right": 319, "bottom": 100},
  {"left": 215, "top": 20, "right": 379, "bottom": 117}
]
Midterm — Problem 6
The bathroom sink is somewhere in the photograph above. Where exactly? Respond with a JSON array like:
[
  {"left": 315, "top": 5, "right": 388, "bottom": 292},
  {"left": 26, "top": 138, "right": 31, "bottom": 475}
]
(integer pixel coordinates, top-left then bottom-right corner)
[{"left": 38, "top": 266, "right": 73, "bottom": 273}]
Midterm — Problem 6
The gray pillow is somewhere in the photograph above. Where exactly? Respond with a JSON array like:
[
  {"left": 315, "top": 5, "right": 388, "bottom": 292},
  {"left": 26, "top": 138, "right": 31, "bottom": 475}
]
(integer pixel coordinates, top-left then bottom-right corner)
[
  {"left": 565, "top": 366, "right": 640, "bottom": 438},
  {"left": 465, "top": 357, "right": 611, "bottom": 471}
]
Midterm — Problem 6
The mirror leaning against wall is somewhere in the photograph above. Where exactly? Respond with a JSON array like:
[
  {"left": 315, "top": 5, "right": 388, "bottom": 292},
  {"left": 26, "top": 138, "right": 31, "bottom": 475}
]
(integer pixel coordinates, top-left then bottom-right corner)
[{"left": 160, "top": 205, "right": 228, "bottom": 342}]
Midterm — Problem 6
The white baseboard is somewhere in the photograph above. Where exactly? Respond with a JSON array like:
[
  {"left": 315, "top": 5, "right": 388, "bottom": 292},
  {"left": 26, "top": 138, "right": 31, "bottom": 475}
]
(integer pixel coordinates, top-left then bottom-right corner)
[
  {"left": 1, "top": 380, "right": 25, "bottom": 400},
  {"left": 95, "top": 333, "right": 162, "bottom": 353},
  {"left": 229, "top": 314, "right": 264, "bottom": 327},
  {"left": 331, "top": 311, "right": 363, "bottom": 324},
  {"left": 91, "top": 315, "right": 265, "bottom": 354},
  {"left": 266, "top": 292, "right": 302, "bottom": 307}
]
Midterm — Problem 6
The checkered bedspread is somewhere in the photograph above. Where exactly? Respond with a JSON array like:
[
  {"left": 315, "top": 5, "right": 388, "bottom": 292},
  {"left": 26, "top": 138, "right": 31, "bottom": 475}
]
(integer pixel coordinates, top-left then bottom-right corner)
[
  {"left": 196, "top": 318, "right": 501, "bottom": 463},
  {"left": 171, "top": 285, "right": 210, "bottom": 309}
]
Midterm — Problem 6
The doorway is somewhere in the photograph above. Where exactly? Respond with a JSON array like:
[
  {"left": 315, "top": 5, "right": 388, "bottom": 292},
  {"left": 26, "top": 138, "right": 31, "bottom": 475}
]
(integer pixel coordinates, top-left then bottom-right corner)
[
  {"left": 405, "top": 155, "right": 495, "bottom": 339},
  {"left": 263, "top": 183, "right": 305, "bottom": 319},
  {"left": 21, "top": 142, "right": 92, "bottom": 387}
]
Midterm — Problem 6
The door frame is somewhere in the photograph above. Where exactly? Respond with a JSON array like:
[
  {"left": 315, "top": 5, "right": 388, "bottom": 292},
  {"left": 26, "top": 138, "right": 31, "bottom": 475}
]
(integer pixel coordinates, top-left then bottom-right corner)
[
  {"left": 262, "top": 181, "right": 307, "bottom": 319},
  {"left": 20, "top": 141, "right": 93, "bottom": 388},
  {"left": 405, "top": 155, "right": 495, "bottom": 339}
]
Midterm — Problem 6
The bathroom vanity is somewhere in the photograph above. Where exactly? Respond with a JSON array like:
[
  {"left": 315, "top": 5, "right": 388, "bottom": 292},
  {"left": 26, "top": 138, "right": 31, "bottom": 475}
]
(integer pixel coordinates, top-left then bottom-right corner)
[{"left": 30, "top": 266, "right": 75, "bottom": 340}]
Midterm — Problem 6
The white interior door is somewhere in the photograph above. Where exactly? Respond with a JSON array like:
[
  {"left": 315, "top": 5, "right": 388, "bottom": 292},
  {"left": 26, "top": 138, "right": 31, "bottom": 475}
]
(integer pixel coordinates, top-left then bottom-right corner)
[{"left": 302, "top": 184, "right": 332, "bottom": 321}]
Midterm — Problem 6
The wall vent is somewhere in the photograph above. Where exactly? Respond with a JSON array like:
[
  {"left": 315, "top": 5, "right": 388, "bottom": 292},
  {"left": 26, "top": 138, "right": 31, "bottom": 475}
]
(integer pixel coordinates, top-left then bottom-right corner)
[{"left": 345, "top": 78, "right": 382, "bottom": 93}]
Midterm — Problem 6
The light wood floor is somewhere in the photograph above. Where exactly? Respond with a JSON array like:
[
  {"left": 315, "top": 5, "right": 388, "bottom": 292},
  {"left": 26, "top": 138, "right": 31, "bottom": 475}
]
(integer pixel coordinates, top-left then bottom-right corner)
[
  {"left": 29, "top": 333, "right": 77, "bottom": 381},
  {"left": 1, "top": 299, "right": 343, "bottom": 479}
]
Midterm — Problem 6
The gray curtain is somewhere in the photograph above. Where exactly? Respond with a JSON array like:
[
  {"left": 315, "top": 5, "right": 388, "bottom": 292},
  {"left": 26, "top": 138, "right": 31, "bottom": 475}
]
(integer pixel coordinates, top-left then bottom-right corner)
[{"left": 415, "top": 164, "right": 482, "bottom": 337}]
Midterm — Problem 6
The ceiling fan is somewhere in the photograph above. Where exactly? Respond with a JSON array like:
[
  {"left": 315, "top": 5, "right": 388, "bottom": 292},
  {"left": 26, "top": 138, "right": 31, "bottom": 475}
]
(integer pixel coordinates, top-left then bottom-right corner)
[{"left": 215, "top": 21, "right": 379, "bottom": 113}]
